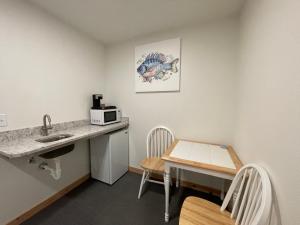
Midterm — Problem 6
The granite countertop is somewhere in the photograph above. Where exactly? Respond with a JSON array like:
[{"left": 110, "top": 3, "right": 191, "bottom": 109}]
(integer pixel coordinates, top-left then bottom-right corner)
[{"left": 0, "top": 118, "right": 129, "bottom": 159}]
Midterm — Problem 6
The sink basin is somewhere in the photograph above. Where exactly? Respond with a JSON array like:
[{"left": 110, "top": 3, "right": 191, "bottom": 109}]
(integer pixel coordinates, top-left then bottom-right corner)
[
  {"left": 36, "top": 134, "right": 73, "bottom": 143},
  {"left": 39, "top": 144, "right": 75, "bottom": 159}
]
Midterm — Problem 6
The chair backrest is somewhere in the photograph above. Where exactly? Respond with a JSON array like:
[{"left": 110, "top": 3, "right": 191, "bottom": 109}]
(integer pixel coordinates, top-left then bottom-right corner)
[
  {"left": 221, "top": 164, "right": 272, "bottom": 225},
  {"left": 146, "top": 126, "right": 175, "bottom": 158}
]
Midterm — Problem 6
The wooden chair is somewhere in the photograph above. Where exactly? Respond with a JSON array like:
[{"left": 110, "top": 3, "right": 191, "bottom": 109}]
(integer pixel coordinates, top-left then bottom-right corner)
[
  {"left": 138, "top": 126, "right": 177, "bottom": 199},
  {"left": 179, "top": 164, "right": 272, "bottom": 225}
]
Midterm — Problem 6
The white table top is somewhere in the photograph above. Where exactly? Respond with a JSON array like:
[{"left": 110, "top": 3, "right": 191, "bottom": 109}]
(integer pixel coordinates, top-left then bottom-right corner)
[{"left": 170, "top": 140, "right": 236, "bottom": 169}]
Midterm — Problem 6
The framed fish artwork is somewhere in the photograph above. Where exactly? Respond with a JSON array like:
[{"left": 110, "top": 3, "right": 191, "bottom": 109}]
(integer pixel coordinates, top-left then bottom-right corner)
[{"left": 135, "top": 38, "right": 181, "bottom": 92}]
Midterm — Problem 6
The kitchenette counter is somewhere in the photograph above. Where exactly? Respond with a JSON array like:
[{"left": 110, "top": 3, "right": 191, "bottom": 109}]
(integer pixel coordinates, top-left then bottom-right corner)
[{"left": 0, "top": 118, "right": 129, "bottom": 159}]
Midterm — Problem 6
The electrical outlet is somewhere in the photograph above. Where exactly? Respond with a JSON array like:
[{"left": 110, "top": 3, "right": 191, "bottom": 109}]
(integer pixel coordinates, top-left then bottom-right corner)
[{"left": 0, "top": 114, "right": 7, "bottom": 127}]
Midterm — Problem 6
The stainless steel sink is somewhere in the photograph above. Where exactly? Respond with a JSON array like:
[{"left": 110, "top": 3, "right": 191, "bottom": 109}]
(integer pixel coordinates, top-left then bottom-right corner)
[
  {"left": 36, "top": 134, "right": 74, "bottom": 143},
  {"left": 39, "top": 144, "right": 75, "bottom": 159}
]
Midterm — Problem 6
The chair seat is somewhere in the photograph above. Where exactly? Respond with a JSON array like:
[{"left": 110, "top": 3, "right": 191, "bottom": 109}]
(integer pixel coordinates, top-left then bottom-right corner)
[
  {"left": 179, "top": 197, "right": 235, "bottom": 225},
  {"left": 140, "top": 157, "right": 165, "bottom": 173}
]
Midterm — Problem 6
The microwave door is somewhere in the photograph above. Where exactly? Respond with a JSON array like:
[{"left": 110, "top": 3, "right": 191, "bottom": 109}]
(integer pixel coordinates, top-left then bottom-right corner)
[{"left": 104, "top": 111, "right": 117, "bottom": 123}]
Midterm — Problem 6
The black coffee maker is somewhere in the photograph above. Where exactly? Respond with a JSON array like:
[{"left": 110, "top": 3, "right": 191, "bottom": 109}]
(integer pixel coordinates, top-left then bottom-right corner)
[
  {"left": 92, "top": 94, "right": 117, "bottom": 110},
  {"left": 92, "top": 94, "right": 103, "bottom": 109}
]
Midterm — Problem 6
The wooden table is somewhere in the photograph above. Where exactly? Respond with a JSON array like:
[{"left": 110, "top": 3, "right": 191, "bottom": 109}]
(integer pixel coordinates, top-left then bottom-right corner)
[{"left": 161, "top": 139, "right": 242, "bottom": 222}]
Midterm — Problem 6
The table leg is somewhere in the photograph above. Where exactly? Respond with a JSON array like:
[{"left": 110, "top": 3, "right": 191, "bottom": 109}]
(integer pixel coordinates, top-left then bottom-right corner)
[{"left": 164, "top": 165, "right": 171, "bottom": 222}]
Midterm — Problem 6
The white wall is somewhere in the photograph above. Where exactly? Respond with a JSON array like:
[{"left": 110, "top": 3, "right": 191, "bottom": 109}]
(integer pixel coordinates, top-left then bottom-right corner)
[
  {"left": 104, "top": 18, "right": 239, "bottom": 188},
  {"left": 0, "top": 140, "right": 90, "bottom": 224},
  {"left": 0, "top": 0, "right": 105, "bottom": 132},
  {"left": 235, "top": 0, "right": 300, "bottom": 224},
  {"left": 0, "top": 0, "right": 104, "bottom": 224}
]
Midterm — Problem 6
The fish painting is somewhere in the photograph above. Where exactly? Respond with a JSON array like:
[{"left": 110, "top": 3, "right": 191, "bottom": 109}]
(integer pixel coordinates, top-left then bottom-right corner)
[{"left": 137, "top": 52, "right": 179, "bottom": 82}]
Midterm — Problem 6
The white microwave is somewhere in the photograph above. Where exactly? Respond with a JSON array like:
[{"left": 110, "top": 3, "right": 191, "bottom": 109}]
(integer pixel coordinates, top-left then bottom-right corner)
[{"left": 90, "top": 109, "right": 121, "bottom": 126}]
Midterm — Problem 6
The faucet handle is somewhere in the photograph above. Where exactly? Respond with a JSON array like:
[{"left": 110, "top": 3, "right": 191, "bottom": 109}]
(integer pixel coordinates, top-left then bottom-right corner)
[
  {"left": 47, "top": 115, "right": 53, "bottom": 128},
  {"left": 41, "top": 114, "right": 53, "bottom": 136}
]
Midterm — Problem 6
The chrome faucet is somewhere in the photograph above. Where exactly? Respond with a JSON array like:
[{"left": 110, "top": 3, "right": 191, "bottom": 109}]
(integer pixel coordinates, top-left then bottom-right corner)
[{"left": 41, "top": 114, "right": 53, "bottom": 136}]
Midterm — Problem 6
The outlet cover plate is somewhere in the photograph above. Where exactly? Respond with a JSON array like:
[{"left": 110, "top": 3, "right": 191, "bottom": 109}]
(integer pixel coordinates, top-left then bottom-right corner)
[{"left": 0, "top": 114, "right": 7, "bottom": 127}]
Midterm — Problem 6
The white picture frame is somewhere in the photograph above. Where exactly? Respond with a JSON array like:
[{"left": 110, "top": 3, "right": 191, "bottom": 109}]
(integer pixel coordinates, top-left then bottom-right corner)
[{"left": 135, "top": 38, "right": 181, "bottom": 93}]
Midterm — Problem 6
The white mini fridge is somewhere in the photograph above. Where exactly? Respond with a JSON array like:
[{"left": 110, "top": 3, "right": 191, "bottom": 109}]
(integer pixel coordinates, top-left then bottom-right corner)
[{"left": 90, "top": 128, "right": 129, "bottom": 185}]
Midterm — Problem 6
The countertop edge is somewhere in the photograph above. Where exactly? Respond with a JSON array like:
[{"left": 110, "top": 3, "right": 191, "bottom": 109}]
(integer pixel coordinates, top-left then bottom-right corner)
[{"left": 1, "top": 120, "right": 129, "bottom": 159}]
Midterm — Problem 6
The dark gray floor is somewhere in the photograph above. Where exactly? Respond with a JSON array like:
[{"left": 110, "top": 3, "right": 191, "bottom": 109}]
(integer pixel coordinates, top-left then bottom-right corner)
[{"left": 22, "top": 172, "right": 221, "bottom": 225}]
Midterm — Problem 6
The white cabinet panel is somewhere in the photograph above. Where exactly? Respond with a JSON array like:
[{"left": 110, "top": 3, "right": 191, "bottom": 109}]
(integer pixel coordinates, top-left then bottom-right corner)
[
  {"left": 110, "top": 129, "right": 129, "bottom": 184},
  {"left": 90, "top": 128, "right": 129, "bottom": 185}
]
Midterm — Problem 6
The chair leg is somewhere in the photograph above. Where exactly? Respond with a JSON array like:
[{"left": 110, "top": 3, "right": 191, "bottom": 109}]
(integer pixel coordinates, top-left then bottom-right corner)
[
  {"left": 138, "top": 170, "right": 146, "bottom": 199},
  {"left": 145, "top": 171, "right": 150, "bottom": 180},
  {"left": 176, "top": 168, "right": 180, "bottom": 188}
]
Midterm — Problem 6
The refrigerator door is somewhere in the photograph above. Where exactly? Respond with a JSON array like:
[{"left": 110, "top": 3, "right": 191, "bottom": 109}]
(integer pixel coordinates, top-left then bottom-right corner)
[
  {"left": 109, "top": 129, "right": 129, "bottom": 184},
  {"left": 90, "top": 135, "right": 110, "bottom": 183}
]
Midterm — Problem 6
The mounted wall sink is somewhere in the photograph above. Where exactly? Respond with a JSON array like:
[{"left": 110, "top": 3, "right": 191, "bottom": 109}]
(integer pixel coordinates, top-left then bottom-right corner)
[
  {"left": 35, "top": 134, "right": 73, "bottom": 143},
  {"left": 39, "top": 144, "right": 75, "bottom": 159}
]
